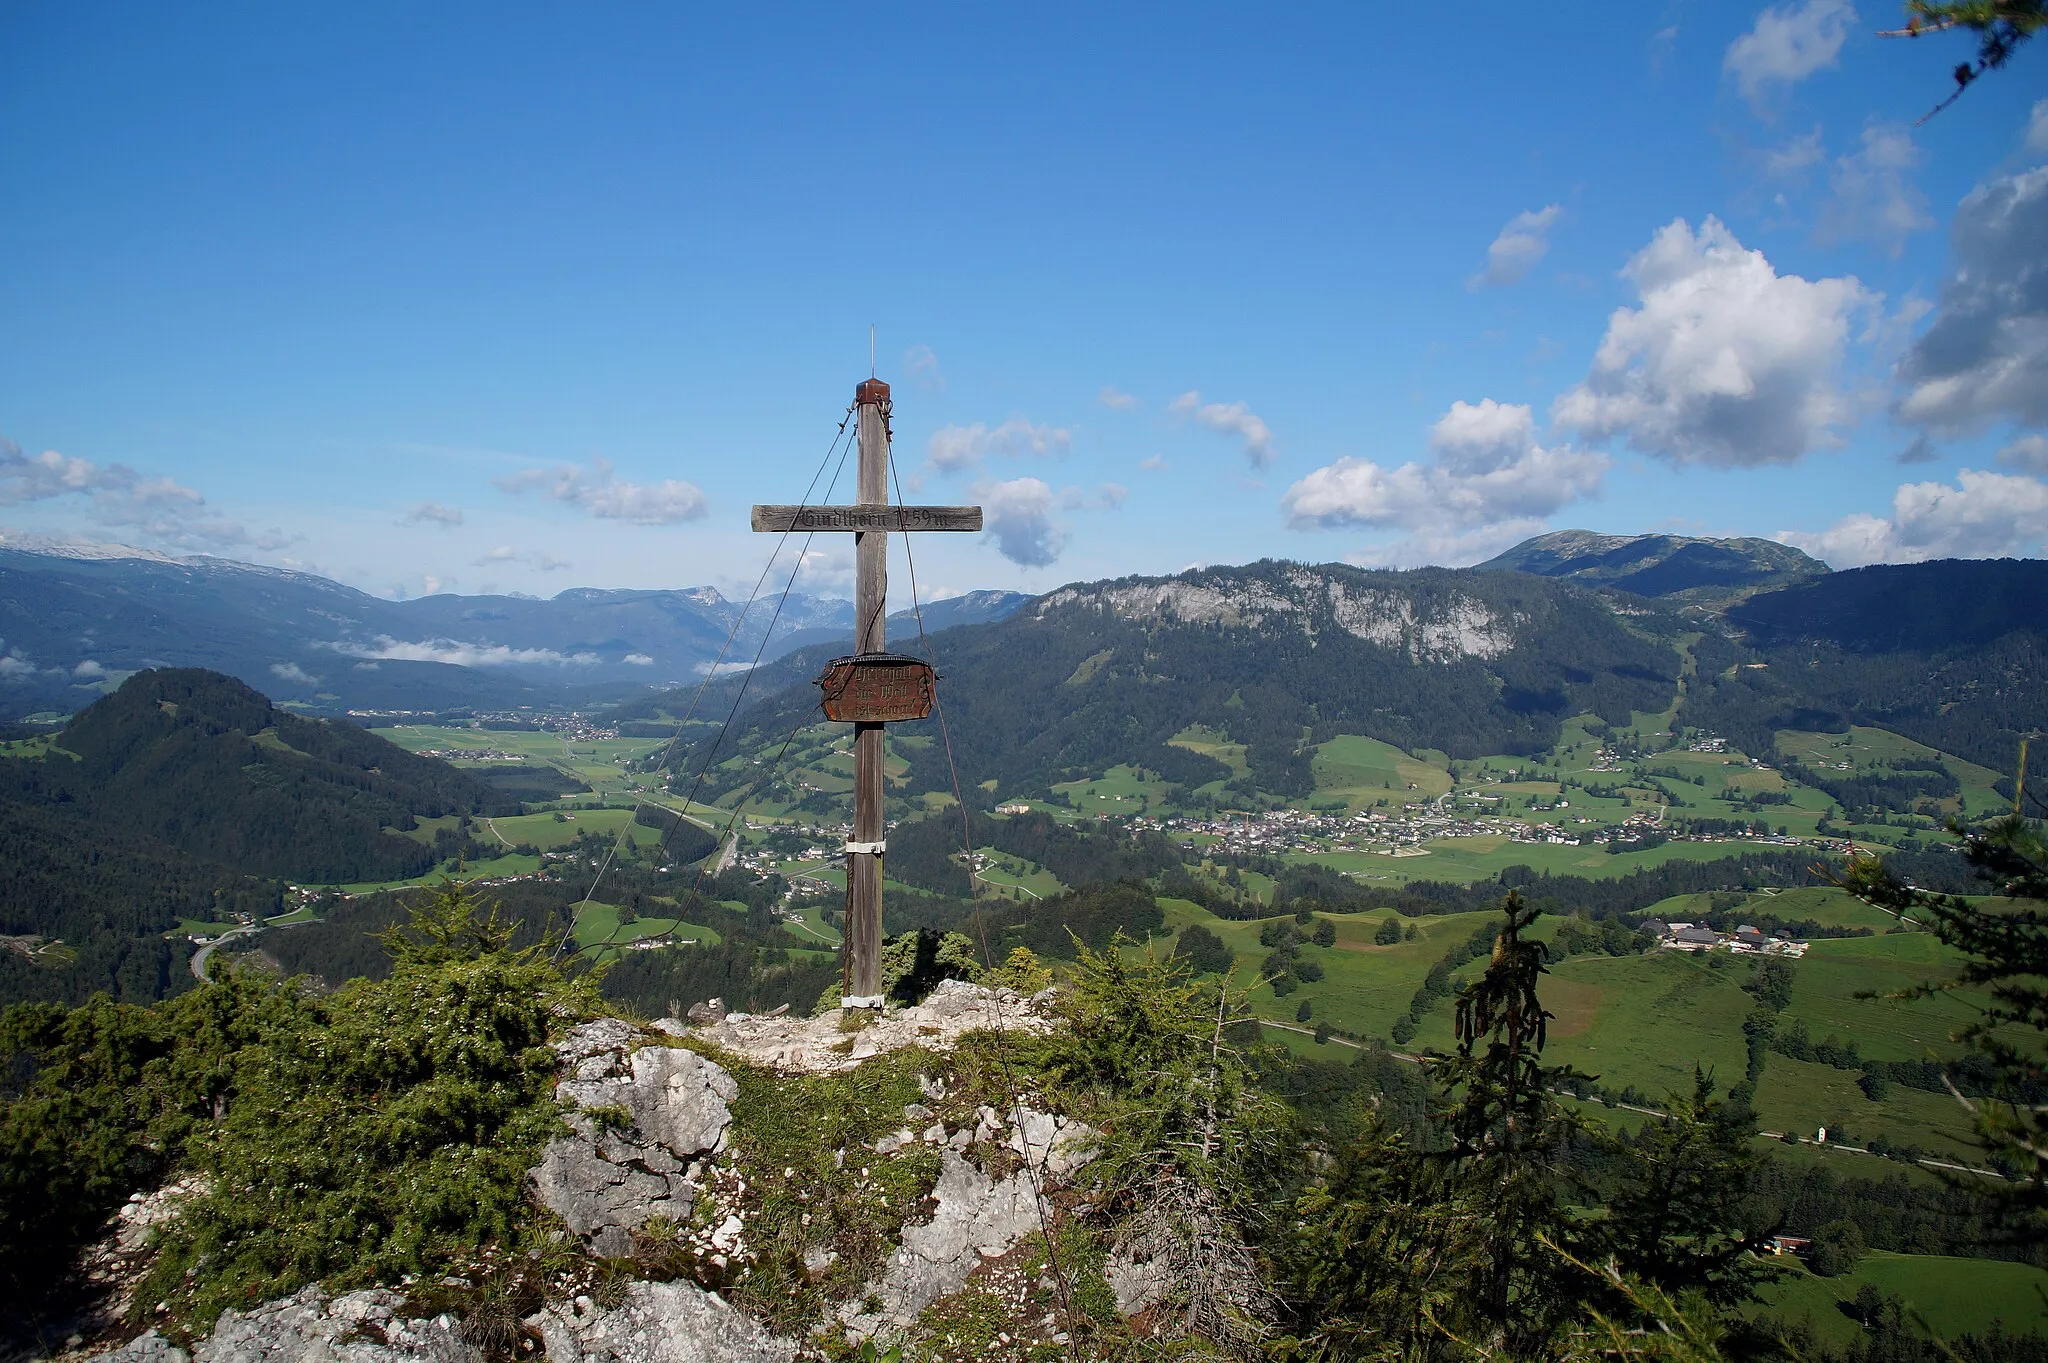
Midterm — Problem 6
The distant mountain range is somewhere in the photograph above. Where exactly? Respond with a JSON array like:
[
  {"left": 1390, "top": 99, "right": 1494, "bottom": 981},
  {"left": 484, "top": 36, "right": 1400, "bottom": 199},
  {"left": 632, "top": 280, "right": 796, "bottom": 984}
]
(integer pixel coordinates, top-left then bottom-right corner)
[
  {"left": 0, "top": 533, "right": 1029, "bottom": 720},
  {"left": 1476, "top": 530, "right": 1827, "bottom": 601},
  {"left": 678, "top": 552, "right": 2048, "bottom": 808}
]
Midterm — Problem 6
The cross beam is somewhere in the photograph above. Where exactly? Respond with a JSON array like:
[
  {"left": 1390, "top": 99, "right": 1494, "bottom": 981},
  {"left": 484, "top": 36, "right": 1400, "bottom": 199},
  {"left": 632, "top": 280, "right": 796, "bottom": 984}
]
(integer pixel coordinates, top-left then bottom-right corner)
[{"left": 752, "top": 377, "right": 982, "bottom": 1007}]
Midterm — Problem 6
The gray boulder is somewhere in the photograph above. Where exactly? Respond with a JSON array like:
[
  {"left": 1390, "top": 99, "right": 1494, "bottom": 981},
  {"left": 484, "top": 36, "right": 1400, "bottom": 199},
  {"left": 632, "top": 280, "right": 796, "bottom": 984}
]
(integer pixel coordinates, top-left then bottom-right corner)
[
  {"left": 95, "top": 1287, "right": 475, "bottom": 1363},
  {"left": 528, "top": 1280, "right": 794, "bottom": 1363},
  {"left": 534, "top": 1021, "right": 740, "bottom": 1257},
  {"left": 838, "top": 1150, "right": 1048, "bottom": 1336}
]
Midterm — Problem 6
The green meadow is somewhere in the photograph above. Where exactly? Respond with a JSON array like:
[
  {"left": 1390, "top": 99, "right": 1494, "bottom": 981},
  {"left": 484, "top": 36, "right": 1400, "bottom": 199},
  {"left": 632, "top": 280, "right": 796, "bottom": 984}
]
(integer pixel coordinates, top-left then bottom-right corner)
[{"left": 1755, "top": 1251, "right": 2048, "bottom": 1344}]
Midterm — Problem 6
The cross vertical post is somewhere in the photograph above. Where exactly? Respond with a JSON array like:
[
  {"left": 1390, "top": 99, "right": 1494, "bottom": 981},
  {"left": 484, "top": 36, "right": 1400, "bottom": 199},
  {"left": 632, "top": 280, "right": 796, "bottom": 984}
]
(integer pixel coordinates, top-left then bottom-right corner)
[
  {"left": 751, "top": 378, "right": 982, "bottom": 1009},
  {"left": 846, "top": 378, "right": 891, "bottom": 1003}
]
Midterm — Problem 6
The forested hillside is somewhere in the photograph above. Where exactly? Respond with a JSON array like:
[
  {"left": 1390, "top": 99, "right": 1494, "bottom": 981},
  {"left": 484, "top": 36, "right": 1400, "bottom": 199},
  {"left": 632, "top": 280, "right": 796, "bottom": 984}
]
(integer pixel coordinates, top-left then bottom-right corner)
[
  {"left": 674, "top": 561, "right": 1688, "bottom": 801},
  {"left": 49, "top": 668, "right": 515, "bottom": 880},
  {"left": 0, "top": 669, "right": 541, "bottom": 1004}
]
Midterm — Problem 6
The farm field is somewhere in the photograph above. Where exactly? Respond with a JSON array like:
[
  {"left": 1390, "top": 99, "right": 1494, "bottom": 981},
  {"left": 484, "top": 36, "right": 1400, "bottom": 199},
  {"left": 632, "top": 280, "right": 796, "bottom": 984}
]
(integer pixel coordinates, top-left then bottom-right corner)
[
  {"left": 1311, "top": 733, "right": 1453, "bottom": 805},
  {"left": 1151, "top": 892, "right": 1991, "bottom": 1161},
  {"left": 370, "top": 723, "right": 666, "bottom": 802},
  {"left": 569, "top": 900, "right": 724, "bottom": 963},
  {"left": 1755, "top": 1251, "right": 2048, "bottom": 1344}
]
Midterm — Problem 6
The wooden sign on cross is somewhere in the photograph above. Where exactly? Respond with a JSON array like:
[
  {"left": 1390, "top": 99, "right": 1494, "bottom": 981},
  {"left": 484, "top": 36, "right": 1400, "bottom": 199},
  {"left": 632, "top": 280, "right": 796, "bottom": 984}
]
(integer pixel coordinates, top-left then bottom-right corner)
[{"left": 752, "top": 377, "right": 983, "bottom": 1007}]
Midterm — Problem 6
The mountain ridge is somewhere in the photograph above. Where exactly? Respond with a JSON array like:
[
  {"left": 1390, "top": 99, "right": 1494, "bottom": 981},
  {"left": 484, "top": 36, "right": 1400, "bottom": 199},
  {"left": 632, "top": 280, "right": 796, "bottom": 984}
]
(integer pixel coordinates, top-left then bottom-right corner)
[{"left": 1476, "top": 529, "right": 1828, "bottom": 601}]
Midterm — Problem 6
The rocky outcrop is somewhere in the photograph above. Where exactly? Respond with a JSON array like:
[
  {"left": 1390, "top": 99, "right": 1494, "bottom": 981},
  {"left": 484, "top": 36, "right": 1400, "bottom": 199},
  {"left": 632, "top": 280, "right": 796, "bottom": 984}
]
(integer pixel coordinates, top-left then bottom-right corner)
[
  {"left": 99, "top": 1282, "right": 803, "bottom": 1363},
  {"left": 527, "top": 1281, "right": 795, "bottom": 1363},
  {"left": 837, "top": 1105, "right": 1096, "bottom": 1340},
  {"left": 681, "top": 979, "right": 1050, "bottom": 1075},
  {"left": 96, "top": 1287, "right": 475, "bottom": 1363},
  {"left": 532, "top": 1020, "right": 739, "bottom": 1257},
  {"left": 1035, "top": 564, "right": 1524, "bottom": 662}
]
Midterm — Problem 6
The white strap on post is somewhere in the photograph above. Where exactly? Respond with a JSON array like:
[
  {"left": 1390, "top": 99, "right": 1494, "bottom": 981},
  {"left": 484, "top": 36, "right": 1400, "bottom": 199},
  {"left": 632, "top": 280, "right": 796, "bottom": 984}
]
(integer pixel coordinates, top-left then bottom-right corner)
[{"left": 844, "top": 839, "right": 886, "bottom": 855}]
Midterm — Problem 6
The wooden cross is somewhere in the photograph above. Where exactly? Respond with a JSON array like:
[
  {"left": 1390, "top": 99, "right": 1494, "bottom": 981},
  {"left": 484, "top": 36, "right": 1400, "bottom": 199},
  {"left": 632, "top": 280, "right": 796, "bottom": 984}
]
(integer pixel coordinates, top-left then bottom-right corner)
[{"left": 752, "top": 377, "right": 982, "bottom": 1007}]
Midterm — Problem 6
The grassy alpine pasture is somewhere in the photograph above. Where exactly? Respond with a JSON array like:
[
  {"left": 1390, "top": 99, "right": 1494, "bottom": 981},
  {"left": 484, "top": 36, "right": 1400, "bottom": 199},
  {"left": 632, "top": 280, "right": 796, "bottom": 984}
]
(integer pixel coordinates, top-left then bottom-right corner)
[
  {"left": 1755, "top": 1251, "right": 2048, "bottom": 1345},
  {"left": 1311, "top": 733, "right": 1453, "bottom": 805},
  {"left": 568, "top": 899, "right": 725, "bottom": 963},
  {"left": 1156, "top": 889, "right": 1991, "bottom": 1159},
  {"left": 369, "top": 722, "right": 667, "bottom": 802}
]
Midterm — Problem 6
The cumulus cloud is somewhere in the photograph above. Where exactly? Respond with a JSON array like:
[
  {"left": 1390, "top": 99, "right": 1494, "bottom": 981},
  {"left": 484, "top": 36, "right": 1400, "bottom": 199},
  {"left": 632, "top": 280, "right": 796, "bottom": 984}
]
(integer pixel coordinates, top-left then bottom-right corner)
[
  {"left": 1169, "top": 391, "right": 1277, "bottom": 468},
  {"left": 979, "top": 477, "right": 1068, "bottom": 567},
  {"left": 1724, "top": 0, "right": 1854, "bottom": 107},
  {"left": 1891, "top": 166, "right": 2048, "bottom": 436},
  {"left": 1780, "top": 468, "right": 2048, "bottom": 566},
  {"left": 1762, "top": 128, "right": 1826, "bottom": 177},
  {"left": 474, "top": 545, "right": 571, "bottom": 572},
  {"left": 496, "top": 457, "right": 707, "bottom": 525},
  {"left": 1998, "top": 434, "right": 2048, "bottom": 473},
  {"left": 623, "top": 652, "right": 654, "bottom": 666},
  {"left": 325, "top": 636, "right": 602, "bottom": 667},
  {"left": 2026, "top": 99, "right": 2048, "bottom": 154},
  {"left": 1098, "top": 386, "right": 1140, "bottom": 410},
  {"left": 0, "top": 654, "right": 35, "bottom": 680},
  {"left": 1344, "top": 520, "right": 1551, "bottom": 570},
  {"left": 1471, "top": 205, "right": 1563, "bottom": 289},
  {"left": 1551, "top": 216, "right": 1875, "bottom": 467},
  {"left": 1138, "top": 454, "right": 1169, "bottom": 472},
  {"left": 269, "top": 661, "right": 320, "bottom": 686},
  {"left": 1819, "top": 124, "right": 1931, "bottom": 256},
  {"left": 926, "top": 417, "right": 1072, "bottom": 472},
  {"left": 1282, "top": 399, "right": 1608, "bottom": 545},
  {"left": 402, "top": 501, "right": 464, "bottom": 528},
  {"left": 0, "top": 436, "right": 251, "bottom": 549},
  {"left": 903, "top": 344, "right": 944, "bottom": 389},
  {"left": 73, "top": 659, "right": 104, "bottom": 678},
  {"left": 1055, "top": 483, "right": 1128, "bottom": 512}
]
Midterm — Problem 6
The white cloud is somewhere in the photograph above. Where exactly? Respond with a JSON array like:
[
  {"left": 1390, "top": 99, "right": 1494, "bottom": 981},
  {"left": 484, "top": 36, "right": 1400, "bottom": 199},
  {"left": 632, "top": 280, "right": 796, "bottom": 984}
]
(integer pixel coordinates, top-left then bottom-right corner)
[
  {"left": 1998, "top": 434, "right": 2048, "bottom": 473},
  {"left": 1819, "top": 124, "right": 1930, "bottom": 256},
  {"left": 0, "top": 436, "right": 251, "bottom": 549},
  {"left": 474, "top": 545, "right": 571, "bottom": 572},
  {"left": 926, "top": 417, "right": 1072, "bottom": 472},
  {"left": 1052, "top": 483, "right": 1128, "bottom": 512},
  {"left": 903, "top": 344, "right": 944, "bottom": 389},
  {"left": 325, "top": 636, "right": 603, "bottom": 667},
  {"left": 496, "top": 457, "right": 707, "bottom": 525},
  {"left": 72, "top": 659, "right": 104, "bottom": 678},
  {"left": 1345, "top": 519, "right": 1551, "bottom": 570},
  {"left": 1724, "top": 0, "right": 1854, "bottom": 107},
  {"left": 623, "top": 652, "right": 654, "bottom": 666},
  {"left": 1892, "top": 166, "right": 2048, "bottom": 436},
  {"left": 1138, "top": 454, "right": 1169, "bottom": 472},
  {"left": 2027, "top": 99, "right": 2048, "bottom": 154},
  {"left": 1281, "top": 399, "right": 1608, "bottom": 557},
  {"left": 1098, "top": 386, "right": 1140, "bottom": 410},
  {"left": 1169, "top": 391, "right": 1277, "bottom": 468},
  {"left": 1762, "top": 128, "right": 1826, "bottom": 177},
  {"left": 1780, "top": 469, "right": 2048, "bottom": 566},
  {"left": 402, "top": 501, "right": 464, "bottom": 528},
  {"left": 1552, "top": 216, "right": 1875, "bottom": 467},
  {"left": 0, "top": 654, "right": 35, "bottom": 680},
  {"left": 1470, "top": 204, "right": 1563, "bottom": 289},
  {"left": 979, "top": 477, "right": 1068, "bottom": 567},
  {"left": 269, "top": 661, "right": 320, "bottom": 686}
]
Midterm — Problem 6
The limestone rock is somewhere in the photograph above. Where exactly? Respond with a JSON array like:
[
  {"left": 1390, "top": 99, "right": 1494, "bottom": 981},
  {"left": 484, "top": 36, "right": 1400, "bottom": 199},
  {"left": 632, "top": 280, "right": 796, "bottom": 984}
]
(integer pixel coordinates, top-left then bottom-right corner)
[
  {"left": 528, "top": 1280, "right": 794, "bottom": 1363},
  {"left": 838, "top": 1150, "right": 1048, "bottom": 1336},
  {"left": 95, "top": 1287, "right": 475, "bottom": 1363},
  {"left": 533, "top": 1020, "right": 739, "bottom": 1255},
  {"left": 697, "top": 980, "right": 1049, "bottom": 1076}
]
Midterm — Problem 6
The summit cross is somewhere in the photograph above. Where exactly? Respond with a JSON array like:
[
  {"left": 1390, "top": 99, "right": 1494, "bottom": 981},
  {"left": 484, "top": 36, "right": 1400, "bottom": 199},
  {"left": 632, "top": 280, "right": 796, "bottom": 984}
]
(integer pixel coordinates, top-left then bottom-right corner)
[{"left": 751, "top": 378, "right": 982, "bottom": 1006}]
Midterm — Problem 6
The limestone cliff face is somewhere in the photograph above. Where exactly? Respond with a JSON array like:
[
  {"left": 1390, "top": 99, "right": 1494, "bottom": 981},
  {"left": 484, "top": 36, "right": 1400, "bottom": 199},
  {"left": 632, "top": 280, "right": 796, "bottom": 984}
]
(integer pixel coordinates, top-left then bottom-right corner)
[{"left": 1035, "top": 562, "right": 1533, "bottom": 663}]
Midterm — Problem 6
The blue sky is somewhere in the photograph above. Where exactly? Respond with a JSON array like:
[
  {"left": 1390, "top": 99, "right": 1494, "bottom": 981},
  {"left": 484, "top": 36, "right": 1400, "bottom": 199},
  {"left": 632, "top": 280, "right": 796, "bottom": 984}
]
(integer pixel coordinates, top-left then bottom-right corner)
[{"left": 3, "top": 3, "right": 2045, "bottom": 604}]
